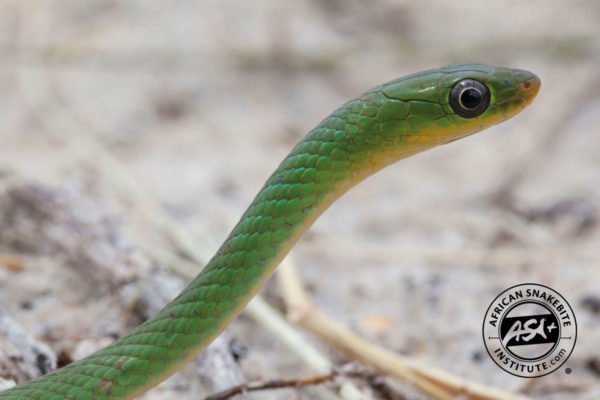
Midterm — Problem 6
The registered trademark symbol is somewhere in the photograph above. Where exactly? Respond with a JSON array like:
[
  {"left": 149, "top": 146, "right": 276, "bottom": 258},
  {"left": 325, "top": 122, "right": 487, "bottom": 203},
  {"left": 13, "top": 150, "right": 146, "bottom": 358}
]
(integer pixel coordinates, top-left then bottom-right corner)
[{"left": 565, "top": 368, "right": 572, "bottom": 374}]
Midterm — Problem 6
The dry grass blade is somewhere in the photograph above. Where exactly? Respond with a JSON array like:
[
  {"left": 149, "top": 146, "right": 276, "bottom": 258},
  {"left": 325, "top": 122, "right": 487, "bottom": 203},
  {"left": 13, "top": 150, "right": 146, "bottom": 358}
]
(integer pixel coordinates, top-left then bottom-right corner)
[
  {"left": 277, "top": 257, "right": 531, "bottom": 400},
  {"left": 0, "top": 255, "right": 23, "bottom": 272}
]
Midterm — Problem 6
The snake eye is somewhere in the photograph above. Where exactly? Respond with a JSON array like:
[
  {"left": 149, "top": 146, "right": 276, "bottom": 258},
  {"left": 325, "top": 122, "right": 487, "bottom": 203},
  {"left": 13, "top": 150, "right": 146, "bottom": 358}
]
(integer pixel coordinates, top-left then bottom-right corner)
[{"left": 449, "top": 79, "right": 490, "bottom": 118}]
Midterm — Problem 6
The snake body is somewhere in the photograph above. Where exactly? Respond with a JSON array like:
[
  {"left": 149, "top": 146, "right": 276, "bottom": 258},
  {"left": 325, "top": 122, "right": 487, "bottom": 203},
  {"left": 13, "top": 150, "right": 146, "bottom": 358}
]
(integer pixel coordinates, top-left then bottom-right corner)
[{"left": 1, "top": 63, "right": 539, "bottom": 399}]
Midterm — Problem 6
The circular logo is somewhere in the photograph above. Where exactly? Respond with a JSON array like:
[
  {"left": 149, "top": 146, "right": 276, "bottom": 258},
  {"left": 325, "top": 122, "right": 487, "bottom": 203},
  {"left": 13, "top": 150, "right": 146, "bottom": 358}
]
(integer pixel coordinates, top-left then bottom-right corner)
[{"left": 482, "top": 283, "right": 576, "bottom": 377}]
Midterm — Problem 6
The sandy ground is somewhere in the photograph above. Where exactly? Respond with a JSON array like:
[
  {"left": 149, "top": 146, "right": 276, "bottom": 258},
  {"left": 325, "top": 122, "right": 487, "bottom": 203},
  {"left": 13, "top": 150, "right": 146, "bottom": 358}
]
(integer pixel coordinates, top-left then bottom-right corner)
[{"left": 1, "top": 1, "right": 600, "bottom": 399}]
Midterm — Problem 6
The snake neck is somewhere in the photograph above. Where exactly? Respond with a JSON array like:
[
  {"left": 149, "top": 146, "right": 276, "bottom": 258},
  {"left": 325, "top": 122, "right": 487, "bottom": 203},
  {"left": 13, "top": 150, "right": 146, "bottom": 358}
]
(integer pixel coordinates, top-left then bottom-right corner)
[{"left": 162, "top": 89, "right": 440, "bottom": 334}]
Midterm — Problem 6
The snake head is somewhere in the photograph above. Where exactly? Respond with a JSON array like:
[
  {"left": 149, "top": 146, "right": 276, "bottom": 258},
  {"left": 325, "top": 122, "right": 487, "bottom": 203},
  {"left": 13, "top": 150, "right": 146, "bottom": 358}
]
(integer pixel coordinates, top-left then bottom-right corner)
[
  {"left": 373, "top": 63, "right": 540, "bottom": 148},
  {"left": 278, "top": 63, "right": 540, "bottom": 188}
]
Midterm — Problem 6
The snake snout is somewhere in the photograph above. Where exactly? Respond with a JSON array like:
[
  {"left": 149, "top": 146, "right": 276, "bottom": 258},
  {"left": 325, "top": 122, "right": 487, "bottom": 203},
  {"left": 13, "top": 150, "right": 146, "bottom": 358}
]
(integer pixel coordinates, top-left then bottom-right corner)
[{"left": 515, "top": 71, "right": 541, "bottom": 105}]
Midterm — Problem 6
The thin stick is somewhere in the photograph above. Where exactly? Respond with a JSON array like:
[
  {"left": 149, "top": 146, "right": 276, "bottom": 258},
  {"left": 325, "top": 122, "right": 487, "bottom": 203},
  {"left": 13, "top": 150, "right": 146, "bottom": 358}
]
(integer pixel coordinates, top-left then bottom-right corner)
[
  {"left": 204, "top": 369, "right": 367, "bottom": 400},
  {"left": 277, "top": 257, "right": 530, "bottom": 400},
  {"left": 0, "top": 254, "right": 24, "bottom": 272}
]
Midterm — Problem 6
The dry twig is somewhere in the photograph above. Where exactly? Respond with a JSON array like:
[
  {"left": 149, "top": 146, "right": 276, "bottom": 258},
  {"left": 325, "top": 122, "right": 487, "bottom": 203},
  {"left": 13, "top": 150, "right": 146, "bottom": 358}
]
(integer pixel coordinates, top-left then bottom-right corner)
[
  {"left": 277, "top": 257, "right": 530, "bottom": 400},
  {"left": 203, "top": 366, "right": 371, "bottom": 400},
  {"left": 0, "top": 254, "right": 23, "bottom": 272}
]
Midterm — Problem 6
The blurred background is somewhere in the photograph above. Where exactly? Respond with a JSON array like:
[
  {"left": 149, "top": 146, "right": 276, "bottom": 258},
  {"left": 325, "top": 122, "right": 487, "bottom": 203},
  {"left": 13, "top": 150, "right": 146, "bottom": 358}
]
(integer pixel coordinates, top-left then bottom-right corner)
[{"left": 0, "top": 1, "right": 599, "bottom": 399}]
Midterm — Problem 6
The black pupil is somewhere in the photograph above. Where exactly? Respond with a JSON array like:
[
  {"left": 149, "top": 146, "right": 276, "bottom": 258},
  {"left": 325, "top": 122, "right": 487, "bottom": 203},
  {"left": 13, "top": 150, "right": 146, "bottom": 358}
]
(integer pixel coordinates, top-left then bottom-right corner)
[{"left": 460, "top": 88, "right": 482, "bottom": 109}]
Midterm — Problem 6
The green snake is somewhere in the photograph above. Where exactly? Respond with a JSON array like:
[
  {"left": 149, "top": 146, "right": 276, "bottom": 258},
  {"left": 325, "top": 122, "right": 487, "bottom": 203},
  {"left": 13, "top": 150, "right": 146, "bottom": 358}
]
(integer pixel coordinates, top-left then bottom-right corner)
[{"left": 1, "top": 63, "right": 540, "bottom": 399}]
